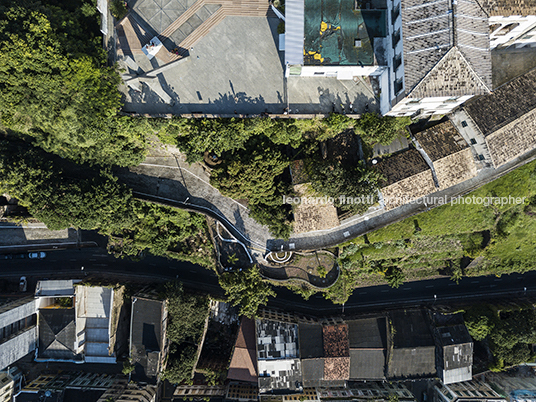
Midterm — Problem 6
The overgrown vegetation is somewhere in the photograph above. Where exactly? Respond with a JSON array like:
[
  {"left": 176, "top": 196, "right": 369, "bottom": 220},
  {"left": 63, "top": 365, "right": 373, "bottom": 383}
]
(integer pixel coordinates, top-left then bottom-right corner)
[
  {"left": 464, "top": 304, "right": 536, "bottom": 370},
  {"left": 0, "top": 140, "right": 213, "bottom": 267},
  {"left": 333, "top": 159, "right": 536, "bottom": 296},
  {"left": 161, "top": 281, "right": 209, "bottom": 384},
  {"left": 219, "top": 265, "right": 276, "bottom": 318},
  {"left": 0, "top": 0, "right": 146, "bottom": 166}
]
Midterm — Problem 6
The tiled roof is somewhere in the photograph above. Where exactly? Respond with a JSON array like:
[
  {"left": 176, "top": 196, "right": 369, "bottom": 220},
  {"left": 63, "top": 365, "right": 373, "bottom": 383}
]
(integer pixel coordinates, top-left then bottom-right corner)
[
  {"left": 464, "top": 68, "right": 536, "bottom": 136},
  {"left": 322, "top": 324, "right": 349, "bottom": 358},
  {"left": 228, "top": 317, "right": 258, "bottom": 383},
  {"left": 401, "top": 0, "right": 452, "bottom": 94},
  {"left": 476, "top": 0, "right": 536, "bottom": 16},
  {"left": 401, "top": 0, "right": 491, "bottom": 98},
  {"left": 375, "top": 149, "right": 431, "bottom": 186},
  {"left": 486, "top": 106, "right": 536, "bottom": 167},
  {"left": 323, "top": 357, "right": 350, "bottom": 380},
  {"left": 435, "top": 149, "right": 478, "bottom": 189},
  {"left": 456, "top": 0, "right": 492, "bottom": 89},
  {"left": 410, "top": 47, "right": 490, "bottom": 98},
  {"left": 414, "top": 120, "right": 468, "bottom": 161},
  {"left": 38, "top": 309, "right": 78, "bottom": 360}
]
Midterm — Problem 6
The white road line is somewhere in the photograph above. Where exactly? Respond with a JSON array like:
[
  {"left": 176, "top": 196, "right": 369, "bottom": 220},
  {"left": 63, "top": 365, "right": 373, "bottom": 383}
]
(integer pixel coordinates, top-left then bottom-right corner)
[
  {"left": 359, "top": 292, "right": 368, "bottom": 295},
  {"left": 403, "top": 288, "right": 412, "bottom": 291},
  {"left": 381, "top": 290, "right": 389, "bottom": 293},
  {"left": 448, "top": 283, "right": 457, "bottom": 286},
  {"left": 425, "top": 285, "right": 434, "bottom": 288},
  {"left": 89, "top": 259, "right": 97, "bottom": 262},
  {"left": 471, "top": 281, "right": 479, "bottom": 283},
  {"left": 494, "top": 278, "right": 502, "bottom": 281}
]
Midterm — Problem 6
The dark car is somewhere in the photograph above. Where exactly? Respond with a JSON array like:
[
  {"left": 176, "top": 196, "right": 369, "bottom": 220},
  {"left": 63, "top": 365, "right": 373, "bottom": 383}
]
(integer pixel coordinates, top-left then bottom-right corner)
[
  {"left": 13, "top": 253, "right": 26, "bottom": 259},
  {"left": 0, "top": 254, "right": 13, "bottom": 260}
]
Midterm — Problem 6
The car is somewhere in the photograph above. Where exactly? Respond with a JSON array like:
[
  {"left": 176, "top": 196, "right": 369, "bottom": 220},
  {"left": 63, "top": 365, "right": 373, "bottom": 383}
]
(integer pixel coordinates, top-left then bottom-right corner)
[
  {"left": 0, "top": 254, "right": 13, "bottom": 260},
  {"left": 14, "top": 253, "right": 26, "bottom": 259},
  {"left": 28, "top": 252, "right": 46, "bottom": 259},
  {"left": 19, "top": 277, "right": 27, "bottom": 292}
]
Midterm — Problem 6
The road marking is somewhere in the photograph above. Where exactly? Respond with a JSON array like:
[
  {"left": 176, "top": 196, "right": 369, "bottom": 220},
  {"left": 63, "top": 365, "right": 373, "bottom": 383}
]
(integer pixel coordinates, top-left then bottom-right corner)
[
  {"left": 149, "top": 263, "right": 156, "bottom": 267},
  {"left": 425, "top": 285, "right": 434, "bottom": 288},
  {"left": 70, "top": 259, "right": 77, "bottom": 262},
  {"left": 494, "top": 278, "right": 502, "bottom": 281},
  {"left": 359, "top": 292, "right": 368, "bottom": 295},
  {"left": 93, "top": 264, "right": 108, "bottom": 267},
  {"left": 89, "top": 259, "right": 97, "bottom": 262},
  {"left": 381, "top": 290, "right": 389, "bottom": 293},
  {"left": 471, "top": 281, "right": 479, "bottom": 283},
  {"left": 448, "top": 283, "right": 457, "bottom": 286},
  {"left": 403, "top": 288, "right": 412, "bottom": 291},
  {"left": 189, "top": 270, "right": 197, "bottom": 273}
]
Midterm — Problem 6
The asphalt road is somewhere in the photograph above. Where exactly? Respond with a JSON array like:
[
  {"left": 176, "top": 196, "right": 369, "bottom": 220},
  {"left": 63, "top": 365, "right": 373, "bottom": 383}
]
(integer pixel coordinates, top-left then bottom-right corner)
[{"left": 2, "top": 239, "right": 536, "bottom": 316}]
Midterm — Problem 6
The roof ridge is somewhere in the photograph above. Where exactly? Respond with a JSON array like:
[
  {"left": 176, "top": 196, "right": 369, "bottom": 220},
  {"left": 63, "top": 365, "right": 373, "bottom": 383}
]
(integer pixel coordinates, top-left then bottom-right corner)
[
  {"left": 407, "top": 46, "right": 456, "bottom": 97},
  {"left": 408, "top": 46, "right": 490, "bottom": 97},
  {"left": 454, "top": 45, "right": 492, "bottom": 93}
]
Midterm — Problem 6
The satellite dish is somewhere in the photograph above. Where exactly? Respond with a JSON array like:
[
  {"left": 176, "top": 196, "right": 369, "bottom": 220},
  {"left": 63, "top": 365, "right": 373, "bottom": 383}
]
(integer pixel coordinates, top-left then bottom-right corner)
[
  {"left": 372, "top": 159, "right": 378, "bottom": 165},
  {"left": 45, "top": 391, "right": 52, "bottom": 397}
]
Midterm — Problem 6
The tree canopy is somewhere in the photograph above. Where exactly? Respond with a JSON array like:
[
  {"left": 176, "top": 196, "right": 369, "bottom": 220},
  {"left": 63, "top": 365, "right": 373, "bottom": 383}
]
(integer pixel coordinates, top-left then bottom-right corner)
[
  {"left": 0, "top": 0, "right": 146, "bottom": 166},
  {"left": 219, "top": 265, "right": 276, "bottom": 318}
]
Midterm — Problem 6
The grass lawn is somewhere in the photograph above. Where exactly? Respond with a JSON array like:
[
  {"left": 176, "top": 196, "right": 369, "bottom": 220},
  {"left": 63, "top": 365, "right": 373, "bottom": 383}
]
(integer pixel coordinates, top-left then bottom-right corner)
[{"left": 289, "top": 159, "right": 536, "bottom": 304}]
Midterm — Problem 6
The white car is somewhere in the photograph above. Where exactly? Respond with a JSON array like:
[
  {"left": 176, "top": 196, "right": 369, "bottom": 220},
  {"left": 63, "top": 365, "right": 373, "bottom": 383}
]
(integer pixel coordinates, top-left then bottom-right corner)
[
  {"left": 19, "top": 277, "right": 27, "bottom": 292},
  {"left": 28, "top": 251, "right": 46, "bottom": 259}
]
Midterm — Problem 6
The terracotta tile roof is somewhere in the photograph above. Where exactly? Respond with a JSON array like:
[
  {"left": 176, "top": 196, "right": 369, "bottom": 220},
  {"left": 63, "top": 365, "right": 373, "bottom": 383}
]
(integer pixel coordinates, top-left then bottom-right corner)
[
  {"left": 464, "top": 67, "right": 536, "bottom": 136},
  {"left": 486, "top": 106, "right": 536, "bottom": 167},
  {"left": 323, "top": 357, "right": 350, "bottom": 380},
  {"left": 414, "top": 120, "right": 468, "bottom": 161},
  {"left": 435, "top": 149, "right": 478, "bottom": 189},
  {"left": 375, "top": 149, "right": 431, "bottom": 186},
  {"left": 228, "top": 317, "right": 257, "bottom": 383},
  {"left": 322, "top": 324, "right": 349, "bottom": 358},
  {"left": 476, "top": 0, "right": 536, "bottom": 16}
]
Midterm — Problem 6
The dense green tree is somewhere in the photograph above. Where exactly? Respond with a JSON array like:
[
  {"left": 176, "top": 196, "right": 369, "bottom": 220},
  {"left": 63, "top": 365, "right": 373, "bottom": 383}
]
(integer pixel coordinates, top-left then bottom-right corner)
[
  {"left": 355, "top": 113, "right": 411, "bottom": 146},
  {"left": 305, "top": 159, "right": 381, "bottom": 214},
  {"left": 210, "top": 138, "right": 293, "bottom": 238},
  {"left": 0, "top": 140, "right": 134, "bottom": 231},
  {"left": 162, "top": 344, "right": 197, "bottom": 384},
  {"left": 219, "top": 265, "right": 276, "bottom": 318},
  {"left": 163, "top": 281, "right": 209, "bottom": 345},
  {"left": 0, "top": 0, "right": 146, "bottom": 166}
]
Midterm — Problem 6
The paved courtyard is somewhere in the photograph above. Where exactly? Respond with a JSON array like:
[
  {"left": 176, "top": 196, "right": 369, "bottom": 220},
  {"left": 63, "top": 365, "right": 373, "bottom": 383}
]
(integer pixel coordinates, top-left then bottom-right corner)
[
  {"left": 120, "top": 16, "right": 286, "bottom": 114},
  {"left": 287, "top": 76, "right": 380, "bottom": 114}
]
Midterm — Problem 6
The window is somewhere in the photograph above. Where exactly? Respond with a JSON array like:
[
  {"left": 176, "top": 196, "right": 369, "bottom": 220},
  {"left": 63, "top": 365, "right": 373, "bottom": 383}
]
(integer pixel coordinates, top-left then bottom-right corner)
[{"left": 461, "top": 120, "right": 468, "bottom": 127}]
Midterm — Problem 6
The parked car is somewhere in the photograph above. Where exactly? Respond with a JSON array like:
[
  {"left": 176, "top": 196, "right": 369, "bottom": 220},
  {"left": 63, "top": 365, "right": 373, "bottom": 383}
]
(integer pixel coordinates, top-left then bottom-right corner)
[
  {"left": 14, "top": 253, "right": 26, "bottom": 259},
  {"left": 28, "top": 251, "right": 46, "bottom": 259},
  {"left": 19, "top": 277, "right": 27, "bottom": 292},
  {"left": 0, "top": 254, "right": 13, "bottom": 260}
]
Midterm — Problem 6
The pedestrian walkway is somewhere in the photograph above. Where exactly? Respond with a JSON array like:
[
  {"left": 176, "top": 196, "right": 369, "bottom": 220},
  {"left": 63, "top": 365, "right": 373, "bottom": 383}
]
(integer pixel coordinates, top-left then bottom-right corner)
[{"left": 119, "top": 0, "right": 275, "bottom": 64}]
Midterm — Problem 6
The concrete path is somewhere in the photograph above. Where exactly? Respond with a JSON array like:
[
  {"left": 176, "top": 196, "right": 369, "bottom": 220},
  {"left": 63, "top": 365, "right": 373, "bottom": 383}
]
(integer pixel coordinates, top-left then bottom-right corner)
[
  {"left": 117, "top": 144, "right": 536, "bottom": 261},
  {"left": 114, "top": 146, "right": 272, "bottom": 253}
]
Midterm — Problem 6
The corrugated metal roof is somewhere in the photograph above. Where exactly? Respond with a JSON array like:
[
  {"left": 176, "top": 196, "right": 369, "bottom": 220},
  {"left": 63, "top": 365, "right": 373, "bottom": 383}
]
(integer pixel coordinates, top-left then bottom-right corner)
[{"left": 285, "top": 0, "right": 304, "bottom": 65}]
